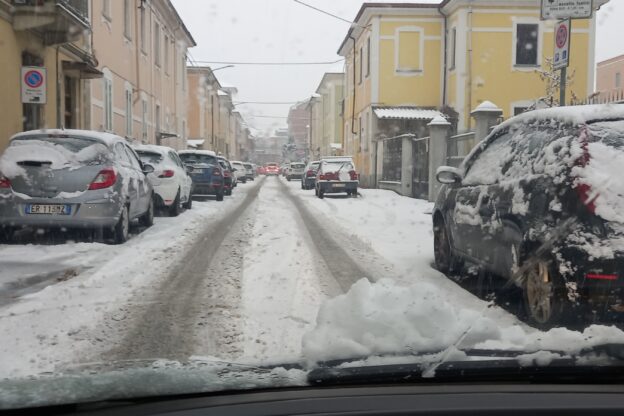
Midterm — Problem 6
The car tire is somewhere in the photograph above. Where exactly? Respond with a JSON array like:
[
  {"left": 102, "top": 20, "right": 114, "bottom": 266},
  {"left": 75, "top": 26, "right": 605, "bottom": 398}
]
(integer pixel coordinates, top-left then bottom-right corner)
[
  {"left": 225, "top": 188, "right": 232, "bottom": 196},
  {"left": 113, "top": 205, "right": 130, "bottom": 244},
  {"left": 183, "top": 192, "right": 193, "bottom": 210},
  {"left": 140, "top": 196, "right": 155, "bottom": 227},
  {"left": 287, "top": 176, "right": 291, "bottom": 182},
  {"left": 216, "top": 191, "right": 224, "bottom": 202},
  {"left": 0, "top": 226, "right": 14, "bottom": 243},
  {"left": 169, "top": 190, "right": 181, "bottom": 217},
  {"left": 520, "top": 254, "right": 571, "bottom": 329},
  {"left": 242, "top": 179, "right": 247, "bottom": 184},
  {"left": 433, "top": 217, "right": 462, "bottom": 274},
  {"left": 318, "top": 188, "right": 324, "bottom": 199}
]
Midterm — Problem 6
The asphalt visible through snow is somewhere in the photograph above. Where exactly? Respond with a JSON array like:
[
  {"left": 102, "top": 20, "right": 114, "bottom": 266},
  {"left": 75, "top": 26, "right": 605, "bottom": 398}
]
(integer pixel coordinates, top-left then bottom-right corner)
[{"left": 99, "top": 176, "right": 381, "bottom": 363}]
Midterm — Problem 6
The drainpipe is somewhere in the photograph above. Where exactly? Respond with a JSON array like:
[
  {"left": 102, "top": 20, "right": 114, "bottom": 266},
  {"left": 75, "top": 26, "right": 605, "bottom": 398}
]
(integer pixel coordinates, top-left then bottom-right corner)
[
  {"left": 56, "top": 46, "right": 62, "bottom": 128},
  {"left": 349, "top": 35, "right": 357, "bottom": 136},
  {"left": 467, "top": 4, "right": 473, "bottom": 130},
  {"left": 133, "top": 0, "right": 143, "bottom": 105},
  {"left": 438, "top": 5, "right": 448, "bottom": 106}
]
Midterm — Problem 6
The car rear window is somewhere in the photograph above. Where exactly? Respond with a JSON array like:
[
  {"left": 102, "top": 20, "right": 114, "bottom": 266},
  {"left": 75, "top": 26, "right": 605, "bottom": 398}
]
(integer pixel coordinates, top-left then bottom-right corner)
[
  {"left": 179, "top": 153, "right": 217, "bottom": 166},
  {"left": 321, "top": 161, "right": 354, "bottom": 172},
  {"left": 291, "top": 163, "right": 305, "bottom": 168},
  {"left": 136, "top": 151, "right": 163, "bottom": 165}
]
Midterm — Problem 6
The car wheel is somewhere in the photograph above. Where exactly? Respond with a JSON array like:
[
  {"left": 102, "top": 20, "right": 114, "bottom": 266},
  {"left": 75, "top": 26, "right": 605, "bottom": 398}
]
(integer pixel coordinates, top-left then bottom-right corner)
[
  {"left": 287, "top": 176, "right": 291, "bottom": 181},
  {"left": 352, "top": 190, "right": 358, "bottom": 198},
  {"left": 433, "top": 217, "right": 462, "bottom": 274},
  {"left": 242, "top": 179, "right": 247, "bottom": 184},
  {"left": 183, "top": 192, "right": 193, "bottom": 210},
  {"left": 169, "top": 190, "right": 181, "bottom": 217},
  {"left": 113, "top": 205, "right": 130, "bottom": 244},
  {"left": 318, "top": 188, "right": 324, "bottom": 199},
  {"left": 0, "top": 226, "right": 14, "bottom": 243},
  {"left": 140, "top": 196, "right": 155, "bottom": 227},
  {"left": 225, "top": 188, "right": 232, "bottom": 196},
  {"left": 216, "top": 191, "right": 224, "bottom": 201},
  {"left": 521, "top": 256, "right": 570, "bottom": 329}
]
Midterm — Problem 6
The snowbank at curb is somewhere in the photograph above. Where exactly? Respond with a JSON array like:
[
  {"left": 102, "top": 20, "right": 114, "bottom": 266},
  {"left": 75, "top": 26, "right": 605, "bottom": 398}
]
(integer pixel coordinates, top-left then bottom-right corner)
[{"left": 302, "top": 278, "right": 624, "bottom": 364}]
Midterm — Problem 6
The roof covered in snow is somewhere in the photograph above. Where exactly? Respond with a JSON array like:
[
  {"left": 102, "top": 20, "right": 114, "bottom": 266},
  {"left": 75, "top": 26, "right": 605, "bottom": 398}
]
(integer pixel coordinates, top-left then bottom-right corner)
[
  {"left": 134, "top": 144, "right": 176, "bottom": 154},
  {"left": 10, "top": 129, "right": 124, "bottom": 147},
  {"left": 374, "top": 107, "right": 443, "bottom": 121},
  {"left": 178, "top": 149, "right": 216, "bottom": 156},
  {"left": 186, "top": 139, "right": 205, "bottom": 149}
]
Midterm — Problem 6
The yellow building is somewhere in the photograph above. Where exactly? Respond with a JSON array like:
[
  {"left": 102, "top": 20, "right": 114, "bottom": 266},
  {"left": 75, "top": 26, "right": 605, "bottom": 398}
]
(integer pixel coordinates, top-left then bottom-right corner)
[
  {"left": 187, "top": 66, "right": 223, "bottom": 151},
  {"left": 310, "top": 73, "right": 345, "bottom": 159},
  {"left": 0, "top": 0, "right": 100, "bottom": 151},
  {"left": 338, "top": 0, "right": 607, "bottom": 187}
]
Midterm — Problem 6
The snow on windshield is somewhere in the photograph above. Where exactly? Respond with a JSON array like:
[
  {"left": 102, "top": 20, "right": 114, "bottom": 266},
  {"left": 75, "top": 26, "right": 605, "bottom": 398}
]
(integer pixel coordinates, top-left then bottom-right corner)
[{"left": 0, "top": 138, "right": 109, "bottom": 177}]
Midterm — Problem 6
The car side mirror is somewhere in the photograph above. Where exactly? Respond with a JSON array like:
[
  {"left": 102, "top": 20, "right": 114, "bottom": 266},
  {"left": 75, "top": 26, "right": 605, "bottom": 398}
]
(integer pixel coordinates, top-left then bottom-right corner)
[
  {"left": 436, "top": 166, "right": 462, "bottom": 184},
  {"left": 232, "top": 168, "right": 237, "bottom": 172},
  {"left": 142, "top": 163, "right": 155, "bottom": 174}
]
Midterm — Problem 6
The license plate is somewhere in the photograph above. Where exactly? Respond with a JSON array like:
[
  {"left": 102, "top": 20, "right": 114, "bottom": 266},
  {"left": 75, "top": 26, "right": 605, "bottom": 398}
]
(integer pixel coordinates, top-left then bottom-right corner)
[
  {"left": 192, "top": 169, "right": 204, "bottom": 174},
  {"left": 332, "top": 183, "right": 346, "bottom": 188},
  {"left": 26, "top": 204, "right": 71, "bottom": 215}
]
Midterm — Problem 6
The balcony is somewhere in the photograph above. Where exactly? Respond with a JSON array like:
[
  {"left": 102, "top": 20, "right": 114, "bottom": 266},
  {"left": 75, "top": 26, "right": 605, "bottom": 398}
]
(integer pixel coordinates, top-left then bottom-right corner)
[{"left": 12, "top": 0, "right": 90, "bottom": 45}]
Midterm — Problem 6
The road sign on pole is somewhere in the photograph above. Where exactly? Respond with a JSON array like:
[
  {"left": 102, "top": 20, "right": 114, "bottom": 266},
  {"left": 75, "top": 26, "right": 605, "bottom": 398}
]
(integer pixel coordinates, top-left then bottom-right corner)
[
  {"left": 553, "top": 18, "right": 571, "bottom": 70},
  {"left": 541, "top": 0, "right": 593, "bottom": 20},
  {"left": 21, "top": 66, "right": 47, "bottom": 104}
]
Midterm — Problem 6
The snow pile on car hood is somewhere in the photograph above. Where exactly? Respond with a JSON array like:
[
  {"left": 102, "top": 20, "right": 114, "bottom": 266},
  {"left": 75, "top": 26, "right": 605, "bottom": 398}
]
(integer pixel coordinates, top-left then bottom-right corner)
[
  {"left": 0, "top": 139, "right": 108, "bottom": 177},
  {"left": 302, "top": 278, "right": 624, "bottom": 364}
]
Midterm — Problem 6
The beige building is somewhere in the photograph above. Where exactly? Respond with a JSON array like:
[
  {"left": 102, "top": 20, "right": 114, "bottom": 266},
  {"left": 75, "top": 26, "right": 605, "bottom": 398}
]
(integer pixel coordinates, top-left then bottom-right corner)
[
  {"left": 0, "top": 0, "right": 100, "bottom": 151},
  {"left": 187, "top": 66, "right": 222, "bottom": 151},
  {"left": 89, "top": 0, "right": 195, "bottom": 150},
  {"left": 596, "top": 54, "right": 624, "bottom": 99},
  {"left": 309, "top": 73, "right": 344, "bottom": 159}
]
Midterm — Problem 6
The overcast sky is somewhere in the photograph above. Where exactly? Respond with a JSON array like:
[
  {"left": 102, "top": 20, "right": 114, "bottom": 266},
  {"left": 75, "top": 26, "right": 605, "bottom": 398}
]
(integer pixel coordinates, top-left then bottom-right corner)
[{"left": 171, "top": 0, "right": 624, "bottom": 136}]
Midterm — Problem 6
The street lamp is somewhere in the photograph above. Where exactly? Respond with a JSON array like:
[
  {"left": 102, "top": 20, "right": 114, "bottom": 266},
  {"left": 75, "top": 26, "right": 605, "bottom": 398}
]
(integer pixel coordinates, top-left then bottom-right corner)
[{"left": 211, "top": 65, "right": 234, "bottom": 72}]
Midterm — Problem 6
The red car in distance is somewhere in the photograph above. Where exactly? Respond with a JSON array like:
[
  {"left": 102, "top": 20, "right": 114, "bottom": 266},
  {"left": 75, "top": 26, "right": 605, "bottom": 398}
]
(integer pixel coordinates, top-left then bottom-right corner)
[{"left": 265, "top": 163, "right": 279, "bottom": 176}]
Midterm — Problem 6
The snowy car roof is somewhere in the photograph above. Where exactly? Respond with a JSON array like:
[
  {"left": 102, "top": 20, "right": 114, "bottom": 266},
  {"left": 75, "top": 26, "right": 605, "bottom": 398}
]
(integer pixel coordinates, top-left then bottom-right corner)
[
  {"left": 134, "top": 144, "right": 176, "bottom": 155},
  {"left": 10, "top": 129, "right": 124, "bottom": 147},
  {"left": 496, "top": 103, "right": 624, "bottom": 132},
  {"left": 178, "top": 149, "right": 217, "bottom": 156}
]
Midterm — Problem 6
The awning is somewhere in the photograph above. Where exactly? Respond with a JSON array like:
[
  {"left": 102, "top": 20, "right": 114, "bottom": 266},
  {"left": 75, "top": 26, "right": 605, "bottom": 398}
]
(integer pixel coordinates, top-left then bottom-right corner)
[
  {"left": 374, "top": 107, "right": 443, "bottom": 121},
  {"left": 62, "top": 61, "right": 103, "bottom": 79}
]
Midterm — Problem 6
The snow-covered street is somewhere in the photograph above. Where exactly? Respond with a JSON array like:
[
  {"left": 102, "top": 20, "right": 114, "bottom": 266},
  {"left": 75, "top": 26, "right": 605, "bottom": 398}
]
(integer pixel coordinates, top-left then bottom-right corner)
[{"left": 2, "top": 176, "right": 624, "bottom": 380}]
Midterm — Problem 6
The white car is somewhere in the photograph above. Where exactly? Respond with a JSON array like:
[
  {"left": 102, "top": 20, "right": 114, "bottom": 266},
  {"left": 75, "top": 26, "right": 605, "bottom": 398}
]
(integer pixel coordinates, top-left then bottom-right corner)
[
  {"left": 231, "top": 161, "right": 248, "bottom": 183},
  {"left": 286, "top": 162, "right": 306, "bottom": 181},
  {"left": 135, "top": 144, "right": 193, "bottom": 216}
]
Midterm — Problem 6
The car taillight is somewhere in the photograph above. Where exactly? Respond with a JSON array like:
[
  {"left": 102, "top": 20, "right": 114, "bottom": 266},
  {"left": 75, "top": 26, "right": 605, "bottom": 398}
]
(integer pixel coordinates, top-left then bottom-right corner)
[
  {"left": 224, "top": 171, "right": 231, "bottom": 177},
  {"left": 574, "top": 132, "right": 597, "bottom": 214},
  {"left": 306, "top": 170, "right": 316, "bottom": 177},
  {"left": 586, "top": 273, "right": 618, "bottom": 281},
  {"left": 88, "top": 168, "right": 117, "bottom": 190},
  {"left": 349, "top": 170, "right": 358, "bottom": 181},
  {"left": 212, "top": 167, "right": 222, "bottom": 176},
  {"left": 158, "top": 170, "right": 175, "bottom": 178},
  {"left": 0, "top": 175, "right": 10, "bottom": 189}
]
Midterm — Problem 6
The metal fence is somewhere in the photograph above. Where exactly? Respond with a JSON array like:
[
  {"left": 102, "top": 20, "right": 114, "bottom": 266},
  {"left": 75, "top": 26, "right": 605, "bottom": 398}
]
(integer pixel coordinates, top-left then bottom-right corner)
[
  {"left": 381, "top": 136, "right": 403, "bottom": 181},
  {"left": 412, "top": 136, "right": 429, "bottom": 199},
  {"left": 446, "top": 132, "right": 476, "bottom": 167}
]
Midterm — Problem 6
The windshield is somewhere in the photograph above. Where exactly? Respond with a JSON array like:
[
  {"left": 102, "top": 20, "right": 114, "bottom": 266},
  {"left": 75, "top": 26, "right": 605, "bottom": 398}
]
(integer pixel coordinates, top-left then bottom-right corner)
[
  {"left": 136, "top": 151, "right": 164, "bottom": 165},
  {"left": 2, "top": 0, "right": 624, "bottom": 411},
  {"left": 179, "top": 153, "right": 217, "bottom": 166}
]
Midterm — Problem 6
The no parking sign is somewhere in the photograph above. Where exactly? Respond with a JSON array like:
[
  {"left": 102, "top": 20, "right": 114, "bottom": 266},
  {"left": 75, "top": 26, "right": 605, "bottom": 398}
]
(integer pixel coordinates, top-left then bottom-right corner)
[
  {"left": 553, "top": 19, "right": 571, "bottom": 70},
  {"left": 21, "top": 66, "right": 47, "bottom": 104}
]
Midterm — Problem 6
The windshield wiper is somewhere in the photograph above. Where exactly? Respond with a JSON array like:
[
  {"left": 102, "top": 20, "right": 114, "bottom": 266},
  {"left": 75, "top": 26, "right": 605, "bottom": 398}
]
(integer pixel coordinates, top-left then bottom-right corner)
[{"left": 307, "top": 343, "right": 624, "bottom": 386}]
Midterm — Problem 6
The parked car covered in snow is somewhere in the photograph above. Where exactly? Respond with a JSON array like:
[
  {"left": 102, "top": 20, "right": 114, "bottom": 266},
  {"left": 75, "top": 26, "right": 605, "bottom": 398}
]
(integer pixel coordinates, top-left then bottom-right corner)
[
  {"left": 315, "top": 156, "right": 359, "bottom": 198},
  {"left": 178, "top": 150, "right": 225, "bottom": 201},
  {"left": 217, "top": 156, "right": 236, "bottom": 196},
  {"left": 242, "top": 162, "right": 255, "bottom": 181},
  {"left": 302, "top": 160, "right": 320, "bottom": 190},
  {"left": 433, "top": 104, "right": 624, "bottom": 328},
  {"left": 0, "top": 129, "right": 155, "bottom": 244},
  {"left": 135, "top": 144, "right": 193, "bottom": 216},
  {"left": 286, "top": 162, "right": 305, "bottom": 181},
  {"left": 230, "top": 161, "right": 247, "bottom": 183}
]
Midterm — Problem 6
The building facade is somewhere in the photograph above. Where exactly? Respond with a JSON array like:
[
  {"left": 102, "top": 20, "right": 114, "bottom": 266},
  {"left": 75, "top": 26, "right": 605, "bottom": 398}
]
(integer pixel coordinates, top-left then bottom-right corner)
[
  {"left": 287, "top": 99, "right": 311, "bottom": 157},
  {"left": 596, "top": 54, "right": 624, "bottom": 99},
  {"left": 0, "top": 0, "right": 99, "bottom": 151},
  {"left": 187, "top": 66, "right": 222, "bottom": 151},
  {"left": 89, "top": 0, "right": 195, "bottom": 150},
  {"left": 339, "top": 0, "right": 605, "bottom": 187},
  {"left": 309, "top": 73, "right": 344, "bottom": 159}
]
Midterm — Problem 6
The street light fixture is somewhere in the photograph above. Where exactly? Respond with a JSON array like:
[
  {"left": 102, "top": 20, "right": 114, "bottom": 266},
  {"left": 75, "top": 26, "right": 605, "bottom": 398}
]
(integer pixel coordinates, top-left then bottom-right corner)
[{"left": 211, "top": 65, "right": 235, "bottom": 72}]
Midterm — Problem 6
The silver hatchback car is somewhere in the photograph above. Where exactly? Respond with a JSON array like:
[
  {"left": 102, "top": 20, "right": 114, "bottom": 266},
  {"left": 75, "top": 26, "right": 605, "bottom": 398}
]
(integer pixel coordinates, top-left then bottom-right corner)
[{"left": 0, "top": 130, "right": 155, "bottom": 244}]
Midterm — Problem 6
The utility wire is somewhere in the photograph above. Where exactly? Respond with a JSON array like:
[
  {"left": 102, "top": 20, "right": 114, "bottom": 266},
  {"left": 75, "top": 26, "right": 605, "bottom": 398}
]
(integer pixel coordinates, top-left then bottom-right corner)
[
  {"left": 190, "top": 59, "right": 344, "bottom": 66},
  {"left": 293, "top": 0, "right": 362, "bottom": 27}
]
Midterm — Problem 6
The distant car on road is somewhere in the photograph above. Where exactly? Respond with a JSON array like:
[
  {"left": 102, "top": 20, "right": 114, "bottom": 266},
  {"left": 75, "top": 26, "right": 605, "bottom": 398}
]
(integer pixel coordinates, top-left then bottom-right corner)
[
  {"left": 230, "top": 161, "right": 248, "bottom": 183},
  {"left": 302, "top": 160, "right": 320, "bottom": 190},
  {"left": 135, "top": 144, "right": 193, "bottom": 216},
  {"left": 315, "top": 156, "right": 359, "bottom": 198},
  {"left": 286, "top": 162, "right": 305, "bottom": 181},
  {"left": 265, "top": 162, "right": 279, "bottom": 176},
  {"left": 0, "top": 129, "right": 155, "bottom": 244},
  {"left": 242, "top": 162, "right": 255, "bottom": 181},
  {"left": 178, "top": 150, "right": 225, "bottom": 201},
  {"left": 257, "top": 165, "right": 266, "bottom": 175},
  {"left": 433, "top": 104, "right": 624, "bottom": 329},
  {"left": 217, "top": 156, "right": 236, "bottom": 196}
]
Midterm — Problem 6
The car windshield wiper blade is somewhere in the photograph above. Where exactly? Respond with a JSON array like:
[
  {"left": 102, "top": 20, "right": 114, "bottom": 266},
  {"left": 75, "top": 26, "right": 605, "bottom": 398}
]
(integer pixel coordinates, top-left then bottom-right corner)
[{"left": 307, "top": 343, "right": 624, "bottom": 386}]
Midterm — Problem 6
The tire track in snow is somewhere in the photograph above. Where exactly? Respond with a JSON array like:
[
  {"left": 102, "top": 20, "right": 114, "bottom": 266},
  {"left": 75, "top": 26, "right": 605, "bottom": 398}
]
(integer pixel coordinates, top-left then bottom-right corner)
[{"left": 100, "top": 179, "right": 265, "bottom": 362}]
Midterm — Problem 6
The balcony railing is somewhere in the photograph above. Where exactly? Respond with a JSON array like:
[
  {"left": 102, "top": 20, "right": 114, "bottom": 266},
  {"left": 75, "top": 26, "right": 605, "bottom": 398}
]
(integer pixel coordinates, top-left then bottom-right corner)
[{"left": 12, "top": 0, "right": 90, "bottom": 44}]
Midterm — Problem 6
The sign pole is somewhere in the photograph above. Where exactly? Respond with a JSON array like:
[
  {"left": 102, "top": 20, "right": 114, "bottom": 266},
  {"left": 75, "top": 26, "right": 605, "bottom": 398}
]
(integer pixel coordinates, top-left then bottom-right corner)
[{"left": 560, "top": 66, "right": 567, "bottom": 106}]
